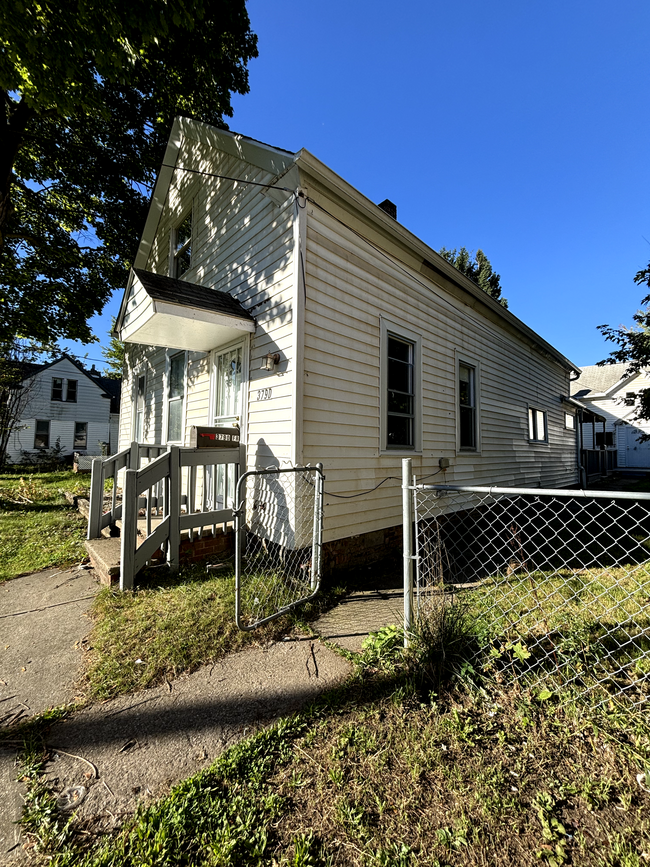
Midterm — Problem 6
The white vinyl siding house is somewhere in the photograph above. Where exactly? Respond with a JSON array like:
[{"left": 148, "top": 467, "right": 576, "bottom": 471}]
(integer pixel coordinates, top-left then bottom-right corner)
[
  {"left": 6, "top": 356, "right": 121, "bottom": 463},
  {"left": 572, "top": 363, "right": 650, "bottom": 471},
  {"left": 115, "top": 119, "right": 579, "bottom": 560}
]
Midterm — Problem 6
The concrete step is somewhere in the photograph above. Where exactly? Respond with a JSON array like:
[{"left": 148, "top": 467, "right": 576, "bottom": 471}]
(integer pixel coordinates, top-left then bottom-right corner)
[{"left": 84, "top": 538, "right": 121, "bottom": 586}]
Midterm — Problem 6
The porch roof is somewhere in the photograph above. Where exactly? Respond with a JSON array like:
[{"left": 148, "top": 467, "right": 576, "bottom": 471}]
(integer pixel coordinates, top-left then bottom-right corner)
[{"left": 117, "top": 269, "right": 256, "bottom": 352}]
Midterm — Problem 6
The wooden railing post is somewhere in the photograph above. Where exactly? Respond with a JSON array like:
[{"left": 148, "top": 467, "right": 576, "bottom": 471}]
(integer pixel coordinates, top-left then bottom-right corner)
[
  {"left": 120, "top": 468, "right": 138, "bottom": 591},
  {"left": 167, "top": 445, "right": 181, "bottom": 573},
  {"left": 129, "top": 440, "right": 140, "bottom": 471},
  {"left": 87, "top": 457, "right": 105, "bottom": 540}
]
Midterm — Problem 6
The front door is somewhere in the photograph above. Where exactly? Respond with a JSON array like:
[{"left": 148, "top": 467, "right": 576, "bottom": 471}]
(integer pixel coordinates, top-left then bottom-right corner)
[{"left": 210, "top": 343, "right": 245, "bottom": 509}]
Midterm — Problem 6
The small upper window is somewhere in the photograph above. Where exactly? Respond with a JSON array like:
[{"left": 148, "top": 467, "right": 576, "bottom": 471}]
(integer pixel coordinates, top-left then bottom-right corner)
[
  {"left": 624, "top": 392, "right": 636, "bottom": 406},
  {"left": 66, "top": 379, "right": 78, "bottom": 402},
  {"left": 459, "top": 363, "right": 477, "bottom": 449},
  {"left": 529, "top": 407, "right": 547, "bottom": 442},
  {"left": 51, "top": 378, "right": 63, "bottom": 401},
  {"left": 564, "top": 412, "right": 576, "bottom": 430},
  {"left": 173, "top": 212, "right": 192, "bottom": 278}
]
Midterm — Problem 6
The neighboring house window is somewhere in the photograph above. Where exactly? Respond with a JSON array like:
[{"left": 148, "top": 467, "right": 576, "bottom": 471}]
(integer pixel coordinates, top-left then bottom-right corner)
[
  {"left": 458, "top": 363, "right": 477, "bottom": 449},
  {"left": 386, "top": 334, "right": 415, "bottom": 449},
  {"left": 564, "top": 412, "right": 576, "bottom": 430},
  {"left": 34, "top": 420, "right": 50, "bottom": 449},
  {"left": 528, "top": 407, "right": 547, "bottom": 442},
  {"left": 167, "top": 352, "right": 186, "bottom": 442},
  {"left": 51, "top": 378, "right": 63, "bottom": 401},
  {"left": 624, "top": 391, "right": 636, "bottom": 406},
  {"left": 74, "top": 422, "right": 88, "bottom": 449},
  {"left": 135, "top": 374, "right": 146, "bottom": 442},
  {"left": 51, "top": 377, "right": 77, "bottom": 402},
  {"left": 173, "top": 211, "right": 192, "bottom": 278}
]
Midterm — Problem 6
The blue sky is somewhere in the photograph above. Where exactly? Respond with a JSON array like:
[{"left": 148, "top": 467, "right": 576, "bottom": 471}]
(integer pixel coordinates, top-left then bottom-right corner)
[{"left": 77, "top": 0, "right": 650, "bottom": 371}]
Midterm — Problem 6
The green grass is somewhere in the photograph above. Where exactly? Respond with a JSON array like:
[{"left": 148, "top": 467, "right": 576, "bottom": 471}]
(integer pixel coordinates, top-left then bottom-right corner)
[
  {"left": 20, "top": 637, "right": 650, "bottom": 867},
  {"left": 0, "top": 470, "right": 90, "bottom": 582},
  {"left": 83, "top": 563, "right": 336, "bottom": 700}
]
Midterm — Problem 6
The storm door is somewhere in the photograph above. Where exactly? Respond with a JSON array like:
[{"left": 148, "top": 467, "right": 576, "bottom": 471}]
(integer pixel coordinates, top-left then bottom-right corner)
[{"left": 209, "top": 344, "right": 244, "bottom": 509}]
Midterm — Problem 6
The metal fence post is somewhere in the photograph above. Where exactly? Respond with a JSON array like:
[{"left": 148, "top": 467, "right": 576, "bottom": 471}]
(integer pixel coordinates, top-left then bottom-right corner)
[
  {"left": 311, "top": 463, "right": 324, "bottom": 590},
  {"left": 87, "top": 457, "right": 104, "bottom": 539},
  {"left": 120, "top": 468, "right": 138, "bottom": 591},
  {"left": 402, "top": 458, "right": 413, "bottom": 647}
]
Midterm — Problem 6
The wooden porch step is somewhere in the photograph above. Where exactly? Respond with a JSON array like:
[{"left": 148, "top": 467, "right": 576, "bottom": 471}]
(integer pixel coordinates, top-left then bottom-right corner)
[{"left": 84, "top": 538, "right": 121, "bottom": 586}]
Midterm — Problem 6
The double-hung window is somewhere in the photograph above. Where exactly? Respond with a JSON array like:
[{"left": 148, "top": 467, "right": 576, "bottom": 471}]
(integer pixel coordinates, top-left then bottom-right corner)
[
  {"left": 167, "top": 352, "right": 186, "bottom": 443},
  {"left": 528, "top": 407, "right": 547, "bottom": 442},
  {"left": 74, "top": 422, "right": 88, "bottom": 449},
  {"left": 458, "top": 362, "right": 477, "bottom": 449},
  {"left": 34, "top": 420, "right": 50, "bottom": 449},
  {"left": 51, "top": 377, "right": 77, "bottom": 402},
  {"left": 386, "top": 334, "right": 416, "bottom": 449},
  {"left": 173, "top": 212, "right": 192, "bottom": 278}
]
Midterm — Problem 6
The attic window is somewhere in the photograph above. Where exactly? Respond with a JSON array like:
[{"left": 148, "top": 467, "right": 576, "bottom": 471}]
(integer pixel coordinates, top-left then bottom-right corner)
[
  {"left": 624, "top": 391, "right": 636, "bottom": 406},
  {"left": 173, "top": 212, "right": 192, "bottom": 278}
]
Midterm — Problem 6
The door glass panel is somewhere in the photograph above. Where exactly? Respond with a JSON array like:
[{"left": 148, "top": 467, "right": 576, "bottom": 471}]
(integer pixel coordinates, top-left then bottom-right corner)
[{"left": 211, "top": 345, "right": 244, "bottom": 509}]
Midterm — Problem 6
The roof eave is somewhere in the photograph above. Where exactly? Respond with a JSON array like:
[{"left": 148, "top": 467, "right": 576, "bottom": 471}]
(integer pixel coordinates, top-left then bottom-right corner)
[{"left": 295, "top": 149, "right": 579, "bottom": 376}]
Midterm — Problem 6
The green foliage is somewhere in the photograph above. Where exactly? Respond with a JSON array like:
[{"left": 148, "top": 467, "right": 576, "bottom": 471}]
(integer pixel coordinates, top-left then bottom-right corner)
[
  {"left": 0, "top": 0, "right": 258, "bottom": 345},
  {"left": 598, "top": 261, "right": 650, "bottom": 433},
  {"left": 101, "top": 318, "right": 125, "bottom": 379},
  {"left": 439, "top": 246, "right": 509, "bottom": 308}
]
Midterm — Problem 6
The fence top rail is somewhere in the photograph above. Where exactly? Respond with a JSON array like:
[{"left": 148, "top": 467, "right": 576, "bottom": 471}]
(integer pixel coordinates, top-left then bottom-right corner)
[{"left": 415, "top": 483, "right": 650, "bottom": 501}]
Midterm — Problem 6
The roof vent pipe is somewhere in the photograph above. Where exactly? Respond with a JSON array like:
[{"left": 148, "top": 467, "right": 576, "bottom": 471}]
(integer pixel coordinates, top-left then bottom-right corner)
[{"left": 378, "top": 199, "right": 397, "bottom": 220}]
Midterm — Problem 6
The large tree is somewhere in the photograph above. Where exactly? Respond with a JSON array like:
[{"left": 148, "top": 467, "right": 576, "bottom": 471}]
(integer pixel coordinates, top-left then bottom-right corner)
[
  {"left": 439, "top": 246, "right": 508, "bottom": 308},
  {"left": 0, "top": 0, "right": 257, "bottom": 346},
  {"left": 598, "top": 262, "right": 650, "bottom": 427}
]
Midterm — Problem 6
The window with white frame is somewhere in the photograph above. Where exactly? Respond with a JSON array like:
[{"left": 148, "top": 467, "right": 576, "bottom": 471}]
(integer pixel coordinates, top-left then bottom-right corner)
[
  {"left": 386, "top": 334, "right": 416, "bottom": 449},
  {"left": 134, "top": 373, "right": 146, "bottom": 442},
  {"left": 564, "top": 412, "right": 575, "bottom": 430},
  {"left": 51, "top": 377, "right": 77, "bottom": 402},
  {"left": 528, "top": 407, "right": 547, "bottom": 442},
  {"left": 74, "top": 422, "right": 88, "bottom": 449},
  {"left": 34, "top": 420, "right": 50, "bottom": 449},
  {"left": 458, "top": 362, "right": 477, "bottom": 449},
  {"left": 172, "top": 211, "right": 192, "bottom": 278},
  {"left": 167, "top": 352, "right": 186, "bottom": 443}
]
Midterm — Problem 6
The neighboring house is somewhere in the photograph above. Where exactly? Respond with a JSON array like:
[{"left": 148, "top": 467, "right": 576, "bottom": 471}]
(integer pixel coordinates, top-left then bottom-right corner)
[
  {"left": 6, "top": 355, "right": 121, "bottom": 464},
  {"left": 571, "top": 362, "right": 650, "bottom": 472},
  {"left": 113, "top": 118, "right": 580, "bottom": 565}
]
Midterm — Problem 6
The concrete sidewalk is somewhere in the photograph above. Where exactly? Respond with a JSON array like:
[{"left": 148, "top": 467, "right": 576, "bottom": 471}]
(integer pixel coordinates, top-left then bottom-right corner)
[{"left": 0, "top": 566, "right": 402, "bottom": 861}]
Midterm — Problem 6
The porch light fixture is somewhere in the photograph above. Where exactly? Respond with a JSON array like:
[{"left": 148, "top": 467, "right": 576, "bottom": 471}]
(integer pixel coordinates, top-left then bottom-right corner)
[{"left": 261, "top": 352, "right": 280, "bottom": 371}]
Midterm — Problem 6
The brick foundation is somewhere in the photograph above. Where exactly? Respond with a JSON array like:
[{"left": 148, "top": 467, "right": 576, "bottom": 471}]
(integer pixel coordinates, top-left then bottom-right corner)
[
  {"left": 179, "top": 528, "right": 235, "bottom": 563},
  {"left": 321, "top": 524, "right": 403, "bottom": 576},
  {"left": 174, "top": 524, "right": 403, "bottom": 576}
]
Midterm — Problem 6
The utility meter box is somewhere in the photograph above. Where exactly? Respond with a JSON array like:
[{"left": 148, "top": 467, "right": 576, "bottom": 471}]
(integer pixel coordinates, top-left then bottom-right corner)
[{"left": 189, "top": 426, "right": 240, "bottom": 449}]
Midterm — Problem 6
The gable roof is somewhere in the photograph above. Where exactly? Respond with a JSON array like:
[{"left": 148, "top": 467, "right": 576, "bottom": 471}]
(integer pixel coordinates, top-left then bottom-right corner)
[
  {"left": 21, "top": 354, "right": 121, "bottom": 409},
  {"left": 571, "top": 363, "right": 631, "bottom": 399},
  {"left": 132, "top": 117, "right": 579, "bottom": 376}
]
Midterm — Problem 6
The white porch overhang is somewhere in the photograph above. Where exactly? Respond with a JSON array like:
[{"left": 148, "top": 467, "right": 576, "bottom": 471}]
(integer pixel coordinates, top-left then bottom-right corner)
[{"left": 116, "top": 269, "right": 256, "bottom": 352}]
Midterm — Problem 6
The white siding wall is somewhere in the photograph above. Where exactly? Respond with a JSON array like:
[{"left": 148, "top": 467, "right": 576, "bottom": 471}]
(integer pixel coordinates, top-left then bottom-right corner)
[
  {"left": 301, "top": 204, "right": 577, "bottom": 543},
  {"left": 119, "top": 133, "right": 296, "bottom": 471},
  {"left": 579, "top": 371, "right": 650, "bottom": 468},
  {"left": 7, "top": 359, "right": 112, "bottom": 463}
]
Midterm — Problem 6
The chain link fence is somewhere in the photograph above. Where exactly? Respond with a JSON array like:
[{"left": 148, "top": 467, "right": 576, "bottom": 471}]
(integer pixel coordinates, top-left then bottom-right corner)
[
  {"left": 234, "top": 465, "right": 324, "bottom": 630},
  {"left": 407, "top": 475, "right": 650, "bottom": 711}
]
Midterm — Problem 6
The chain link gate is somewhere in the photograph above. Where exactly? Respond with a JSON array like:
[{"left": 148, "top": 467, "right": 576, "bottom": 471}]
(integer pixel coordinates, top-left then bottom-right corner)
[
  {"left": 234, "top": 465, "right": 324, "bottom": 630},
  {"left": 403, "top": 460, "right": 650, "bottom": 713}
]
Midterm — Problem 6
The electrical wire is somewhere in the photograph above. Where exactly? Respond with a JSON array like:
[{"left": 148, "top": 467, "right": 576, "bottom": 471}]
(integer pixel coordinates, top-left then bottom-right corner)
[
  {"left": 161, "top": 164, "right": 294, "bottom": 192},
  {"left": 321, "top": 467, "right": 443, "bottom": 499}
]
